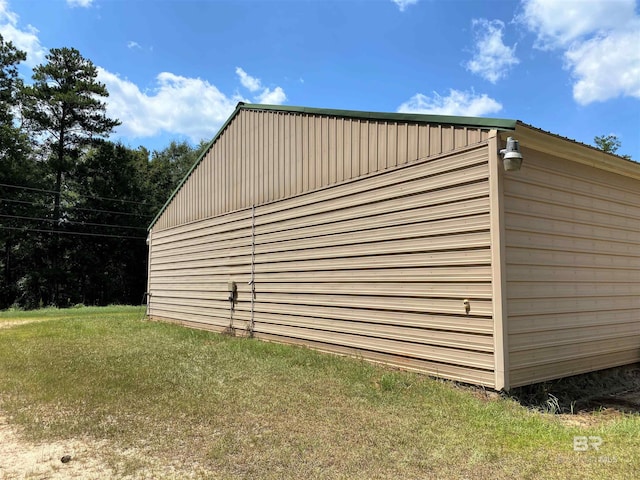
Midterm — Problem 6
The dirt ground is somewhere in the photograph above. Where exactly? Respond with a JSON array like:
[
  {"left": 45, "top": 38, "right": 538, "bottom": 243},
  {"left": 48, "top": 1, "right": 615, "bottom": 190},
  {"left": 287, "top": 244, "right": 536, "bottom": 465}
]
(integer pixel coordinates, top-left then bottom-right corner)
[{"left": 0, "top": 415, "right": 116, "bottom": 480}]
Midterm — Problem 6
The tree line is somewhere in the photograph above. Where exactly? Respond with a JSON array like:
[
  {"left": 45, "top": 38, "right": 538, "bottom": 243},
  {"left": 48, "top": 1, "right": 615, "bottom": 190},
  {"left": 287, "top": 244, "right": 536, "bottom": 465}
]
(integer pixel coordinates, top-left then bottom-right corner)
[{"left": 1, "top": 34, "right": 205, "bottom": 309}]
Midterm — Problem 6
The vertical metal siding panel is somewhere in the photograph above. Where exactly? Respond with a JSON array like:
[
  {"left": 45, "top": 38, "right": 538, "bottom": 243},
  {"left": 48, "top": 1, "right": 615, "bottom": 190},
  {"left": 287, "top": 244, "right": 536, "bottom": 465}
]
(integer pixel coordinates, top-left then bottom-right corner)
[
  {"left": 151, "top": 111, "right": 498, "bottom": 236},
  {"left": 359, "top": 120, "right": 369, "bottom": 176},
  {"left": 407, "top": 124, "right": 418, "bottom": 163},
  {"left": 226, "top": 127, "right": 232, "bottom": 213},
  {"left": 218, "top": 131, "right": 224, "bottom": 216},
  {"left": 418, "top": 124, "right": 429, "bottom": 160},
  {"left": 430, "top": 125, "right": 442, "bottom": 156},
  {"left": 256, "top": 112, "right": 263, "bottom": 205},
  {"left": 343, "top": 118, "right": 352, "bottom": 180},
  {"left": 368, "top": 121, "right": 378, "bottom": 173},
  {"left": 336, "top": 117, "right": 344, "bottom": 183},
  {"left": 397, "top": 123, "right": 408, "bottom": 165},
  {"left": 506, "top": 150, "right": 640, "bottom": 387},
  {"left": 328, "top": 117, "right": 337, "bottom": 184},
  {"left": 267, "top": 113, "right": 274, "bottom": 203},
  {"left": 237, "top": 112, "right": 243, "bottom": 209},
  {"left": 285, "top": 114, "right": 292, "bottom": 198},
  {"left": 251, "top": 113, "right": 256, "bottom": 204},
  {"left": 323, "top": 116, "right": 332, "bottom": 186},
  {"left": 386, "top": 122, "right": 397, "bottom": 168},
  {"left": 442, "top": 126, "right": 454, "bottom": 152},
  {"left": 454, "top": 127, "right": 467, "bottom": 149},
  {"left": 278, "top": 113, "right": 286, "bottom": 199},
  {"left": 286, "top": 114, "right": 293, "bottom": 196},
  {"left": 295, "top": 115, "right": 303, "bottom": 196},
  {"left": 227, "top": 120, "right": 235, "bottom": 212},
  {"left": 242, "top": 112, "right": 249, "bottom": 206},
  {"left": 377, "top": 122, "right": 387, "bottom": 171},
  {"left": 221, "top": 137, "right": 227, "bottom": 215},
  {"left": 313, "top": 116, "right": 321, "bottom": 190},
  {"left": 467, "top": 128, "right": 481, "bottom": 145},
  {"left": 302, "top": 115, "right": 310, "bottom": 192},
  {"left": 351, "top": 120, "right": 360, "bottom": 178}
]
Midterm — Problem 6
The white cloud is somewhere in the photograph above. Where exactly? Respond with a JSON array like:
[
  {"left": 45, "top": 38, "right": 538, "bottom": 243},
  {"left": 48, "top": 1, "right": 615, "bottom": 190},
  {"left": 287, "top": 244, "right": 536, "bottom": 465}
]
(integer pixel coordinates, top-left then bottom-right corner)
[
  {"left": 1, "top": 0, "right": 286, "bottom": 141},
  {"left": 397, "top": 89, "right": 503, "bottom": 117},
  {"left": 0, "top": 0, "right": 46, "bottom": 66},
  {"left": 98, "top": 68, "right": 246, "bottom": 141},
  {"left": 392, "top": 0, "right": 419, "bottom": 12},
  {"left": 520, "top": 0, "right": 640, "bottom": 104},
  {"left": 466, "top": 19, "right": 519, "bottom": 83},
  {"left": 235, "top": 66, "right": 261, "bottom": 92},
  {"left": 127, "top": 41, "right": 141, "bottom": 50},
  {"left": 566, "top": 28, "right": 640, "bottom": 104},
  {"left": 236, "top": 66, "right": 287, "bottom": 105},
  {"left": 520, "top": 0, "right": 636, "bottom": 49},
  {"left": 67, "top": 0, "right": 94, "bottom": 8},
  {"left": 256, "top": 86, "right": 286, "bottom": 104}
]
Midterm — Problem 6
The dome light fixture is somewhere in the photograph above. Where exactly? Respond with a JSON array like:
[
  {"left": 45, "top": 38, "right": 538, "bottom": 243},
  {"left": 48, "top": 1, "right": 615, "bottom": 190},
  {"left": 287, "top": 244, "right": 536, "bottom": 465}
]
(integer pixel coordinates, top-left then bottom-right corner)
[{"left": 500, "top": 137, "right": 523, "bottom": 171}]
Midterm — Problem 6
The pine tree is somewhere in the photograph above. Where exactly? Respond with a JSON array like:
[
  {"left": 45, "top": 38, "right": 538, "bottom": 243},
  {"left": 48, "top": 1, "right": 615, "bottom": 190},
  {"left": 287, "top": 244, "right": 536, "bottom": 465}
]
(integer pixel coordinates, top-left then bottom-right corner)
[{"left": 22, "top": 47, "right": 120, "bottom": 305}]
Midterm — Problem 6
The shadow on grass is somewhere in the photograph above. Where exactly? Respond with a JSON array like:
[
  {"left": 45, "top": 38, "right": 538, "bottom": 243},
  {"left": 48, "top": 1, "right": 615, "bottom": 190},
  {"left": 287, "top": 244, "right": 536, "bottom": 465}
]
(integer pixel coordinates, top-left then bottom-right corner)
[{"left": 505, "top": 364, "right": 640, "bottom": 415}]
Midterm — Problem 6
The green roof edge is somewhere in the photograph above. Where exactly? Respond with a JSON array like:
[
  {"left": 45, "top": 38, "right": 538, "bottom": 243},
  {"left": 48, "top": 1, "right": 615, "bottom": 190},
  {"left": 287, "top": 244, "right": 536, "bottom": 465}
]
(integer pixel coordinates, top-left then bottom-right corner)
[
  {"left": 148, "top": 103, "right": 517, "bottom": 231},
  {"left": 240, "top": 103, "right": 518, "bottom": 130}
]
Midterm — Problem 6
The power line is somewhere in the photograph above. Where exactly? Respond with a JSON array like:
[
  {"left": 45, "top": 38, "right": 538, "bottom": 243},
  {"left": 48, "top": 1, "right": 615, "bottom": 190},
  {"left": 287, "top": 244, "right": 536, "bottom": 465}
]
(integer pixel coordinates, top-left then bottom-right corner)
[
  {"left": 0, "top": 225, "right": 146, "bottom": 240},
  {"left": 0, "top": 213, "right": 147, "bottom": 230},
  {"left": 0, "top": 182, "right": 149, "bottom": 205},
  {"left": 0, "top": 197, "right": 153, "bottom": 218}
]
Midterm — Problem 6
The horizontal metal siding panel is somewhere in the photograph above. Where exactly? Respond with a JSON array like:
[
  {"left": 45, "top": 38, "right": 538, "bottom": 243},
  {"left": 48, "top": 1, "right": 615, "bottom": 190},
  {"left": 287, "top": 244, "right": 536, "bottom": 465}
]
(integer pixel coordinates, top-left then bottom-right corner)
[
  {"left": 253, "top": 333, "right": 495, "bottom": 386},
  {"left": 251, "top": 323, "right": 494, "bottom": 369},
  {"left": 150, "top": 262, "right": 492, "bottom": 279},
  {"left": 220, "top": 311, "right": 493, "bottom": 352},
  {"left": 509, "top": 349, "right": 640, "bottom": 388},
  {"left": 505, "top": 150, "right": 640, "bottom": 386},
  {"left": 508, "top": 309, "right": 639, "bottom": 335},
  {"left": 152, "top": 110, "right": 492, "bottom": 232},
  {"left": 152, "top": 303, "right": 493, "bottom": 336},
  {"left": 510, "top": 321, "right": 640, "bottom": 351},
  {"left": 148, "top": 145, "right": 495, "bottom": 386}
]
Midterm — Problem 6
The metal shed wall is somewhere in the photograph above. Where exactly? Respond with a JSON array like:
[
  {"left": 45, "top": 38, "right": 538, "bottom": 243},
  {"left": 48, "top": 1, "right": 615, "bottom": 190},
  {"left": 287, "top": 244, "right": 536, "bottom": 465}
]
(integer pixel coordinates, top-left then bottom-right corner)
[
  {"left": 504, "top": 143, "right": 640, "bottom": 387},
  {"left": 152, "top": 108, "right": 491, "bottom": 231},
  {"left": 149, "top": 144, "right": 496, "bottom": 387}
]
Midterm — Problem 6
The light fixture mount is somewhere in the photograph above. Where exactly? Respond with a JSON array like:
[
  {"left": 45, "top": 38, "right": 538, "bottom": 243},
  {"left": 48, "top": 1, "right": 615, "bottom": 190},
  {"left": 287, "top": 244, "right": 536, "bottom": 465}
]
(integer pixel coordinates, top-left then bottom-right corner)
[{"left": 500, "top": 136, "right": 523, "bottom": 171}]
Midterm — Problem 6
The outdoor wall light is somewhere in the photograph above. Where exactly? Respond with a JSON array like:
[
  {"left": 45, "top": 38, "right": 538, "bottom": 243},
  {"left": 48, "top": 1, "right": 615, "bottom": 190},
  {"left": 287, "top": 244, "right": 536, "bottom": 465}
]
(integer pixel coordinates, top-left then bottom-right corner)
[{"left": 500, "top": 137, "right": 523, "bottom": 171}]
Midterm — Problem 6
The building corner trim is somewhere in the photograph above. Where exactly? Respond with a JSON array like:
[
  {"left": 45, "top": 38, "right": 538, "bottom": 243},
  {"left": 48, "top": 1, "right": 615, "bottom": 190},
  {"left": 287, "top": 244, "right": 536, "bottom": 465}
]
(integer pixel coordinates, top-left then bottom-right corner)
[{"left": 489, "top": 131, "right": 510, "bottom": 391}]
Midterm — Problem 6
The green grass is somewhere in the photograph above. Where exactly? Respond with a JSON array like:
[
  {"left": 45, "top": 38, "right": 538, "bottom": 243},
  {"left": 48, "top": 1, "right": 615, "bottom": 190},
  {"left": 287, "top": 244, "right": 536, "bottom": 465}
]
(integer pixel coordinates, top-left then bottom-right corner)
[{"left": 0, "top": 306, "right": 638, "bottom": 479}]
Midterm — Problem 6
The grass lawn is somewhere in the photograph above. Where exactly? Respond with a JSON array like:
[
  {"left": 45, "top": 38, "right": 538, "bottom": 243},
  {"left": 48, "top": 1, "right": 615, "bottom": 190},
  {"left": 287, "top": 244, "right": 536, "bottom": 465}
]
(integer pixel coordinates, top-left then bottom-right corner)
[{"left": 0, "top": 306, "right": 638, "bottom": 479}]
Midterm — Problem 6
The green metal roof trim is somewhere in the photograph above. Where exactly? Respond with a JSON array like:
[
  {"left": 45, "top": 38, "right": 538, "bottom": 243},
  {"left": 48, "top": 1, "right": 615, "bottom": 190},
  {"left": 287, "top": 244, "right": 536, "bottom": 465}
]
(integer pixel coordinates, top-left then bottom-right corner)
[
  {"left": 148, "top": 103, "right": 517, "bottom": 230},
  {"left": 239, "top": 103, "right": 518, "bottom": 130}
]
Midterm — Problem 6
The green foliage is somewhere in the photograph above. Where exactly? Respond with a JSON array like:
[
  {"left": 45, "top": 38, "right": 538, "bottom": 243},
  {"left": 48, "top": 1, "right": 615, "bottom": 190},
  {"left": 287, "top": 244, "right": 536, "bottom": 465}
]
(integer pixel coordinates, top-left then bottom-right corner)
[
  {"left": 594, "top": 134, "right": 622, "bottom": 154},
  {"left": 146, "top": 140, "right": 207, "bottom": 209},
  {"left": 22, "top": 47, "right": 120, "bottom": 153},
  {"left": 593, "top": 134, "right": 632, "bottom": 160},
  {"left": 1, "top": 42, "right": 205, "bottom": 309}
]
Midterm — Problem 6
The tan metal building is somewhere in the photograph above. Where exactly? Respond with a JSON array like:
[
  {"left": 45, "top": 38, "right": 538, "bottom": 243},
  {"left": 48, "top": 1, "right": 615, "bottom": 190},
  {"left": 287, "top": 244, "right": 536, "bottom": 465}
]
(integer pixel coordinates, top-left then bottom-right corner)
[{"left": 147, "top": 103, "right": 640, "bottom": 390}]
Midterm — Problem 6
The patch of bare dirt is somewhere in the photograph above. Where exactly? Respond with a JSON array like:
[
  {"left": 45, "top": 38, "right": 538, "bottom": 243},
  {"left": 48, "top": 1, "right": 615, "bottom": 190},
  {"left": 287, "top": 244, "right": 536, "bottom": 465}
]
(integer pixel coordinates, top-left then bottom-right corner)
[
  {"left": 0, "top": 415, "right": 115, "bottom": 479},
  {"left": 0, "top": 320, "right": 46, "bottom": 330}
]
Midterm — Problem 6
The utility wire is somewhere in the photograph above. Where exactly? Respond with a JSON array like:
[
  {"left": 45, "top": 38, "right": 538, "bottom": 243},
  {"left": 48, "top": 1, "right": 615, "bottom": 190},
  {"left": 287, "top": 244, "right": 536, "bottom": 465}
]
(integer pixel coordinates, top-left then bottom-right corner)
[
  {"left": 0, "top": 182, "right": 149, "bottom": 205},
  {"left": 0, "top": 197, "right": 153, "bottom": 218},
  {"left": 0, "top": 213, "right": 147, "bottom": 230},
  {"left": 0, "top": 225, "right": 146, "bottom": 240}
]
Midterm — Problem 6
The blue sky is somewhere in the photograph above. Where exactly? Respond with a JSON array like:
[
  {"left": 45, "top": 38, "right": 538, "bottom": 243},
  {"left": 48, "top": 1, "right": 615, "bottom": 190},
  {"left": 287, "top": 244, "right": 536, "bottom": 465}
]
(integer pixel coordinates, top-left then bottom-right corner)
[{"left": 2, "top": 0, "right": 639, "bottom": 159}]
